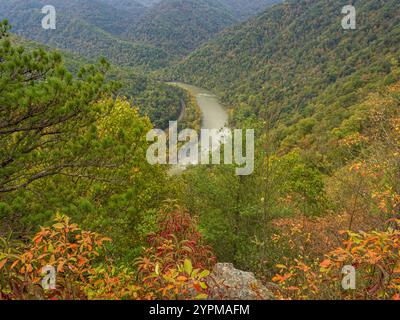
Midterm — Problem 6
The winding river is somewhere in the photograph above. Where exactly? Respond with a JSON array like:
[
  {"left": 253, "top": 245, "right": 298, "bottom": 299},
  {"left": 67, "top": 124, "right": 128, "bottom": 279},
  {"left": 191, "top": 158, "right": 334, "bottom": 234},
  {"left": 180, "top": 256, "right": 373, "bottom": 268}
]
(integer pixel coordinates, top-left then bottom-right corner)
[
  {"left": 169, "top": 82, "right": 228, "bottom": 131},
  {"left": 167, "top": 82, "right": 229, "bottom": 172}
]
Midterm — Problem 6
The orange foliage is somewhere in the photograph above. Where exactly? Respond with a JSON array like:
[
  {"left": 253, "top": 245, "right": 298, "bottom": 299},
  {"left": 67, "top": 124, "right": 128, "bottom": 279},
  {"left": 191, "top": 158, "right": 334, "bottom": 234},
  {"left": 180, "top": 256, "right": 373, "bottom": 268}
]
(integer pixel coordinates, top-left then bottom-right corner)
[
  {"left": 271, "top": 213, "right": 383, "bottom": 258},
  {"left": 0, "top": 214, "right": 111, "bottom": 299},
  {"left": 135, "top": 204, "right": 216, "bottom": 299},
  {"left": 272, "top": 220, "right": 400, "bottom": 300},
  {"left": 0, "top": 209, "right": 214, "bottom": 300}
]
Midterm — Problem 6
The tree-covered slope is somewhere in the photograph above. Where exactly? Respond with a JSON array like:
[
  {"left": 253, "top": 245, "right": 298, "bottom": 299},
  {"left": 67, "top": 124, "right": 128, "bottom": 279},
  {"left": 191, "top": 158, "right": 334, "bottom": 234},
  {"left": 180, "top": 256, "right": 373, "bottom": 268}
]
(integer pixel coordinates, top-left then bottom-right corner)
[
  {"left": 125, "top": 0, "right": 238, "bottom": 56},
  {"left": 0, "top": 0, "right": 283, "bottom": 68},
  {"left": 10, "top": 33, "right": 187, "bottom": 129},
  {"left": 0, "top": 0, "right": 145, "bottom": 36},
  {"left": 170, "top": 0, "right": 400, "bottom": 122},
  {"left": 0, "top": 0, "right": 169, "bottom": 69},
  {"left": 167, "top": 0, "right": 400, "bottom": 286},
  {"left": 100, "top": 0, "right": 147, "bottom": 16},
  {"left": 135, "top": 0, "right": 161, "bottom": 7},
  {"left": 219, "top": 0, "right": 282, "bottom": 20}
]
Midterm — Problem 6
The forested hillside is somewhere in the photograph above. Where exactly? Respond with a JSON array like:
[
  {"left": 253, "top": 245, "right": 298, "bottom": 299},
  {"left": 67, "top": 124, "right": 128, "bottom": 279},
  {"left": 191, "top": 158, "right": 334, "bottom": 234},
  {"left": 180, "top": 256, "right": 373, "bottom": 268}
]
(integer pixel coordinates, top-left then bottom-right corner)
[
  {"left": 125, "top": 0, "right": 282, "bottom": 55},
  {"left": 0, "top": 0, "right": 283, "bottom": 67},
  {"left": 0, "top": 0, "right": 169, "bottom": 69},
  {"left": 169, "top": 0, "right": 400, "bottom": 167},
  {"left": 167, "top": 0, "right": 400, "bottom": 299},
  {"left": 219, "top": 0, "right": 282, "bottom": 20},
  {"left": 0, "top": 0, "right": 145, "bottom": 37},
  {"left": 117, "top": 0, "right": 281, "bottom": 17},
  {"left": 125, "top": 0, "right": 237, "bottom": 56},
  {"left": 171, "top": 0, "right": 400, "bottom": 121},
  {"left": 100, "top": 0, "right": 146, "bottom": 14},
  {"left": 9, "top": 34, "right": 187, "bottom": 129}
]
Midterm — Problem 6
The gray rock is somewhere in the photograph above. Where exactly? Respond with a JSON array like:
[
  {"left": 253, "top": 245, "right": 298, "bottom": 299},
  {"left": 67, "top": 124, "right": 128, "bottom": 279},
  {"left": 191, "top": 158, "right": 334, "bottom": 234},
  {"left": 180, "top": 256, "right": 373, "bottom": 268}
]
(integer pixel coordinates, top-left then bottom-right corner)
[{"left": 207, "top": 263, "right": 274, "bottom": 300}]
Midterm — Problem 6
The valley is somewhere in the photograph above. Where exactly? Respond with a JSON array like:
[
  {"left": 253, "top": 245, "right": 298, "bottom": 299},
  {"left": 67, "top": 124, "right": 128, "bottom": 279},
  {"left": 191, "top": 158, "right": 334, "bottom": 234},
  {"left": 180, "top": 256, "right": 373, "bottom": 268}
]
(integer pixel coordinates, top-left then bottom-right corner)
[{"left": 0, "top": 0, "right": 399, "bottom": 302}]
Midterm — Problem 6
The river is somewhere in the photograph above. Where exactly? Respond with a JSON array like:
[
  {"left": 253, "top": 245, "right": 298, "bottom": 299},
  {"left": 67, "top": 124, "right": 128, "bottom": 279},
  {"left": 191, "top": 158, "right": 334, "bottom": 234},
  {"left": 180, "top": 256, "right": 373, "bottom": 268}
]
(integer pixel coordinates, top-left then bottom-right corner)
[
  {"left": 167, "top": 82, "right": 229, "bottom": 172},
  {"left": 168, "top": 82, "right": 228, "bottom": 131}
]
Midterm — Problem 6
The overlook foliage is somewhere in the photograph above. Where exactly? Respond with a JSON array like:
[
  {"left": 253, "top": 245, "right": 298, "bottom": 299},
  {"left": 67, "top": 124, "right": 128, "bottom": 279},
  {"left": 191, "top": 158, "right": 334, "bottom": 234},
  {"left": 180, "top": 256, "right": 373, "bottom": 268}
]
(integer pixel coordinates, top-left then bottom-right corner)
[
  {"left": 0, "top": 0, "right": 400, "bottom": 301},
  {"left": 0, "top": 20, "right": 169, "bottom": 262}
]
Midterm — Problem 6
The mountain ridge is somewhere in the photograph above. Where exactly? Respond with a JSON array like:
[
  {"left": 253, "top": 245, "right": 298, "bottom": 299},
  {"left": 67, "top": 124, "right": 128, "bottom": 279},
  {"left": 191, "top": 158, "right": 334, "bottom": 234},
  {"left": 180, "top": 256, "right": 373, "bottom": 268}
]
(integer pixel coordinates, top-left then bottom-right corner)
[
  {"left": 125, "top": 0, "right": 238, "bottom": 56},
  {"left": 0, "top": 0, "right": 169, "bottom": 69},
  {"left": 169, "top": 0, "right": 400, "bottom": 119}
]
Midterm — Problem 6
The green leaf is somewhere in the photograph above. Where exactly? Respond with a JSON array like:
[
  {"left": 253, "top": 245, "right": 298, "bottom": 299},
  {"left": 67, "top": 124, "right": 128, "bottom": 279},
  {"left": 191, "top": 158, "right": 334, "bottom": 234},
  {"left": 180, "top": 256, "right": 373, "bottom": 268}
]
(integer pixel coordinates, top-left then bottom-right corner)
[
  {"left": 198, "top": 270, "right": 210, "bottom": 279},
  {"left": 184, "top": 259, "right": 193, "bottom": 275}
]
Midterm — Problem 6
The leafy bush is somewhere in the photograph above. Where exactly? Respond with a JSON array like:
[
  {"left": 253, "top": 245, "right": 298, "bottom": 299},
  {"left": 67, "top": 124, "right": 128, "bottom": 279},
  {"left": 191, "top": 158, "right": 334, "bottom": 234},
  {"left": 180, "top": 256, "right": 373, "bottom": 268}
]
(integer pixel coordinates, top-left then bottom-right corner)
[
  {"left": 0, "top": 209, "right": 213, "bottom": 300},
  {"left": 272, "top": 220, "right": 400, "bottom": 300}
]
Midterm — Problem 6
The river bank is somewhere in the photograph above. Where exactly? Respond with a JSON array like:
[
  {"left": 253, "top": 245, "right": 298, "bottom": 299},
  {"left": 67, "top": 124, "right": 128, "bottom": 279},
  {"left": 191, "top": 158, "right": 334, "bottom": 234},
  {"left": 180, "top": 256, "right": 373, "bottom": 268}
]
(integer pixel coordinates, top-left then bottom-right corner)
[
  {"left": 166, "top": 82, "right": 229, "bottom": 174},
  {"left": 167, "top": 82, "right": 228, "bottom": 131}
]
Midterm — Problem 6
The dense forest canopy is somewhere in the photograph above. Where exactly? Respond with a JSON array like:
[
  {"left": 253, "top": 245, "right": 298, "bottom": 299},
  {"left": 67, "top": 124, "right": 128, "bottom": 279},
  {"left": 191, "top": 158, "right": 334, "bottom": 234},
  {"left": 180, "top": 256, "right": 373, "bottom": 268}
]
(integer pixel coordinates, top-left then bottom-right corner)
[
  {"left": 219, "top": 0, "right": 282, "bottom": 20},
  {"left": 170, "top": 0, "right": 400, "bottom": 119},
  {"left": 9, "top": 34, "right": 188, "bottom": 129},
  {"left": 124, "top": 0, "right": 238, "bottom": 56},
  {"left": 124, "top": 0, "right": 282, "bottom": 55},
  {"left": 100, "top": 0, "right": 147, "bottom": 13},
  {"left": 134, "top": 0, "right": 161, "bottom": 7},
  {"left": 0, "top": 0, "right": 145, "bottom": 37},
  {"left": 0, "top": 0, "right": 170, "bottom": 69},
  {"left": 0, "top": 0, "right": 284, "bottom": 68},
  {"left": 166, "top": 1, "right": 400, "bottom": 299}
]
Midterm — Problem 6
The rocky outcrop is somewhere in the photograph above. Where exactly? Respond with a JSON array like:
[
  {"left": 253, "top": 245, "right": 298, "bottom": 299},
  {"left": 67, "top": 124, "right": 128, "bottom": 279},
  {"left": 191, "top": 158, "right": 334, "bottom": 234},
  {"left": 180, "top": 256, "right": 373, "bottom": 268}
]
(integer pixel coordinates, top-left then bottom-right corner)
[{"left": 207, "top": 263, "right": 274, "bottom": 300}]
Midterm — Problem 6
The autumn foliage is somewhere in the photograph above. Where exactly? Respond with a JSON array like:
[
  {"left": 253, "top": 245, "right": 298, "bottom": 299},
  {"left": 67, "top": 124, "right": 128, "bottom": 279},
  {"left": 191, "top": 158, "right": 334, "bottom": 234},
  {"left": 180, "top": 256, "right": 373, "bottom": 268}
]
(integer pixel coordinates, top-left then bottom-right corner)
[
  {"left": 270, "top": 81, "right": 400, "bottom": 300},
  {"left": 0, "top": 207, "right": 214, "bottom": 300},
  {"left": 272, "top": 220, "right": 400, "bottom": 300},
  {"left": 135, "top": 203, "right": 216, "bottom": 299}
]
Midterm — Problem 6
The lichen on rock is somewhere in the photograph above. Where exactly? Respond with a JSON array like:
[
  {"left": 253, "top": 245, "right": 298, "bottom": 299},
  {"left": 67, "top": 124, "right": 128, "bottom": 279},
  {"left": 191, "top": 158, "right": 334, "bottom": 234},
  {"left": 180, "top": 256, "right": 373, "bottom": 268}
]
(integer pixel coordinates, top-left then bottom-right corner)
[{"left": 207, "top": 263, "right": 274, "bottom": 300}]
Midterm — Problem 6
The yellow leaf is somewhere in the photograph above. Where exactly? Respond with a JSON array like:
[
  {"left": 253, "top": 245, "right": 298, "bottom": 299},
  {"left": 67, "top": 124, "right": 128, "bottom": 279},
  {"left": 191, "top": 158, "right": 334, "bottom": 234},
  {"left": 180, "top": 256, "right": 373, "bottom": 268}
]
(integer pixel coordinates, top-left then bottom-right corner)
[
  {"left": 184, "top": 259, "right": 193, "bottom": 275},
  {"left": 53, "top": 223, "right": 64, "bottom": 229},
  {"left": 195, "top": 293, "right": 208, "bottom": 300},
  {"left": 198, "top": 270, "right": 210, "bottom": 279}
]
